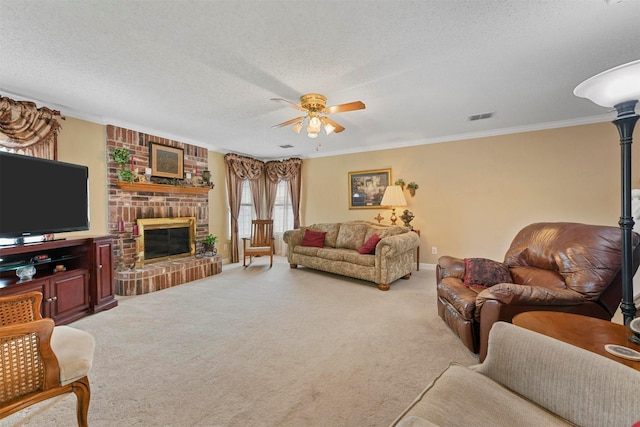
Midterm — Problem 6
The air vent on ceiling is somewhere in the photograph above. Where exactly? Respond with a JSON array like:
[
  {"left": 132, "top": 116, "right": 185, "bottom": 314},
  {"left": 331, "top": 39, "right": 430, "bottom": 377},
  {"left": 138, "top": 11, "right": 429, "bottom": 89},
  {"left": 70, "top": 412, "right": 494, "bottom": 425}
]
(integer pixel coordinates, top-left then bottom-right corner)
[
  {"left": 468, "top": 112, "right": 494, "bottom": 121},
  {"left": 279, "top": 144, "right": 294, "bottom": 149}
]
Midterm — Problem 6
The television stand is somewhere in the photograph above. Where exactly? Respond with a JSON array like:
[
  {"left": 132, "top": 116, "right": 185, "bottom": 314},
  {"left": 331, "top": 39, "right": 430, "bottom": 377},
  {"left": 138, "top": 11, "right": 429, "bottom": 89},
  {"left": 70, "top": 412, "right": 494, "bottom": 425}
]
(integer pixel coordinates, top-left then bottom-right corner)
[{"left": 0, "top": 236, "right": 118, "bottom": 324}]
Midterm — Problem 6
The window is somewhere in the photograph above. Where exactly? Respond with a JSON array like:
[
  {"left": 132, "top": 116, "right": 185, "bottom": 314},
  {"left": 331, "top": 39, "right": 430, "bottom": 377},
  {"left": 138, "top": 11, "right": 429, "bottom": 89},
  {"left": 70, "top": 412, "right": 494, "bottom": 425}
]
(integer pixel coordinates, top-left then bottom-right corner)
[
  {"left": 273, "top": 181, "right": 293, "bottom": 233},
  {"left": 237, "top": 180, "right": 253, "bottom": 238},
  {"left": 235, "top": 180, "right": 293, "bottom": 237}
]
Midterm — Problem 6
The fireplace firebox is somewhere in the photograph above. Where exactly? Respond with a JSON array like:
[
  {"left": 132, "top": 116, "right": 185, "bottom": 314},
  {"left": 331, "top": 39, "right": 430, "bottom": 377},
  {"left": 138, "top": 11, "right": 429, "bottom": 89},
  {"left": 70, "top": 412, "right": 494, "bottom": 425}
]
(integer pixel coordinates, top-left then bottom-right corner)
[{"left": 136, "top": 217, "right": 196, "bottom": 266}]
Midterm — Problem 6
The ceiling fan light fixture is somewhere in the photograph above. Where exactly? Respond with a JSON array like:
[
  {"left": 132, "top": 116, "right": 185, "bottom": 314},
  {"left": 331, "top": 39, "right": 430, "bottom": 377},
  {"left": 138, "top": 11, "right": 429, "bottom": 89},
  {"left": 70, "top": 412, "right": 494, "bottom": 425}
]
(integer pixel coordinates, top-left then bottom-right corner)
[
  {"left": 271, "top": 93, "right": 365, "bottom": 141},
  {"left": 309, "top": 116, "right": 321, "bottom": 128},
  {"left": 323, "top": 122, "right": 336, "bottom": 135},
  {"left": 307, "top": 116, "right": 321, "bottom": 135}
]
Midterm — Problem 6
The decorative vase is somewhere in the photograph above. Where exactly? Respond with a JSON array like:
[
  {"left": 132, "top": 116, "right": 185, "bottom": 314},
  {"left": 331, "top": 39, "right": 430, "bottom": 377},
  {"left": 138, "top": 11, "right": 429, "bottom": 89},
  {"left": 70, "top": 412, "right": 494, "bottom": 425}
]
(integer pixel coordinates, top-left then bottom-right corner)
[
  {"left": 16, "top": 265, "right": 36, "bottom": 282},
  {"left": 400, "top": 209, "right": 415, "bottom": 230},
  {"left": 204, "top": 244, "right": 217, "bottom": 257}
]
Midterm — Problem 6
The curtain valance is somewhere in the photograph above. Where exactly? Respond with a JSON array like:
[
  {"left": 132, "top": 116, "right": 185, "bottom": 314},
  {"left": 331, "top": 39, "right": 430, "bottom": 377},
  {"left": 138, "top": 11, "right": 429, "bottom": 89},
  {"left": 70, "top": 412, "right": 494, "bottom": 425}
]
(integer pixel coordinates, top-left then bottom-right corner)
[
  {"left": 224, "top": 153, "right": 264, "bottom": 180},
  {"left": 264, "top": 158, "right": 302, "bottom": 182},
  {"left": 0, "top": 96, "right": 63, "bottom": 159}
]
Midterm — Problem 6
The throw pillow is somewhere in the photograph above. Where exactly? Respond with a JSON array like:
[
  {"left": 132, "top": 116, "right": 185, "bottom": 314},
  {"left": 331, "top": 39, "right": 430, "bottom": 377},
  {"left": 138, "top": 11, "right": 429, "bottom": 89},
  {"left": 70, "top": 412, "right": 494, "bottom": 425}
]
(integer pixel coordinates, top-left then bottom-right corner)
[
  {"left": 463, "top": 258, "right": 512, "bottom": 288},
  {"left": 302, "top": 229, "right": 326, "bottom": 248},
  {"left": 358, "top": 233, "right": 381, "bottom": 254}
]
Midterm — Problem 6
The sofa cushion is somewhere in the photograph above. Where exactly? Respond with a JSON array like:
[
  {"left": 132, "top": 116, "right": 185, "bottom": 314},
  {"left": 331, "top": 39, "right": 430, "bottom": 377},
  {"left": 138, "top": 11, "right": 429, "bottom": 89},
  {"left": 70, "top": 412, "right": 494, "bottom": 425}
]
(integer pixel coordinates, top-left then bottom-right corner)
[
  {"left": 359, "top": 233, "right": 381, "bottom": 254},
  {"left": 463, "top": 258, "right": 512, "bottom": 288},
  {"left": 309, "top": 223, "right": 341, "bottom": 247},
  {"left": 364, "top": 224, "right": 406, "bottom": 242},
  {"left": 302, "top": 229, "right": 326, "bottom": 248},
  {"left": 336, "top": 222, "right": 368, "bottom": 250},
  {"left": 395, "top": 416, "right": 438, "bottom": 427},
  {"left": 51, "top": 326, "right": 95, "bottom": 386},
  {"left": 391, "top": 363, "right": 570, "bottom": 427},
  {"left": 343, "top": 251, "right": 376, "bottom": 267},
  {"left": 294, "top": 246, "right": 321, "bottom": 257},
  {"left": 317, "top": 248, "right": 346, "bottom": 261}
]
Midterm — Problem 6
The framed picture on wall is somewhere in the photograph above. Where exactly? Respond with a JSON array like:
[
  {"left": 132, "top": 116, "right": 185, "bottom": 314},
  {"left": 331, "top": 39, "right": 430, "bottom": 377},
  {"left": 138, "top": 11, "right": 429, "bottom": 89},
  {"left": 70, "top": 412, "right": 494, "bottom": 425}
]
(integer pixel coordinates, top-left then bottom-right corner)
[
  {"left": 348, "top": 168, "right": 391, "bottom": 209},
  {"left": 149, "top": 143, "right": 184, "bottom": 179}
]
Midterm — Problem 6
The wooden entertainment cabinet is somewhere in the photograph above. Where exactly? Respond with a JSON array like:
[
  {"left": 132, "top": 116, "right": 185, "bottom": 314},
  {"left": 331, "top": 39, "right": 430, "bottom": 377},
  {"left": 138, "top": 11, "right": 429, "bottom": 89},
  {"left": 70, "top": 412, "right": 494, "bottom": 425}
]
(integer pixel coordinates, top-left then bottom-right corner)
[{"left": 0, "top": 236, "right": 118, "bottom": 324}]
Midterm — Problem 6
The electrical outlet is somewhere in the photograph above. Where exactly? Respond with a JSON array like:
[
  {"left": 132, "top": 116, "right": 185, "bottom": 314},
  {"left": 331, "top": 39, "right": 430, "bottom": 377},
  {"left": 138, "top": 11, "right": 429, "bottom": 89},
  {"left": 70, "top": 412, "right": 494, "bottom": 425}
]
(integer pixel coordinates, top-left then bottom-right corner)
[
  {"left": 431, "top": 247, "right": 438, "bottom": 254},
  {"left": 224, "top": 244, "right": 228, "bottom": 251}
]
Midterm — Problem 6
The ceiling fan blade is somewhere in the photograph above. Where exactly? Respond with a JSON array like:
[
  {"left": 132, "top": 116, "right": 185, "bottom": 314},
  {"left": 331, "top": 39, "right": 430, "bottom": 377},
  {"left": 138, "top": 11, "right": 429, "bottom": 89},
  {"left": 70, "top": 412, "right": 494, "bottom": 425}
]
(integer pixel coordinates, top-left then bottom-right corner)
[
  {"left": 271, "top": 98, "right": 305, "bottom": 111},
  {"left": 321, "top": 116, "right": 345, "bottom": 133},
  {"left": 272, "top": 116, "right": 306, "bottom": 128},
  {"left": 322, "top": 101, "right": 365, "bottom": 114}
]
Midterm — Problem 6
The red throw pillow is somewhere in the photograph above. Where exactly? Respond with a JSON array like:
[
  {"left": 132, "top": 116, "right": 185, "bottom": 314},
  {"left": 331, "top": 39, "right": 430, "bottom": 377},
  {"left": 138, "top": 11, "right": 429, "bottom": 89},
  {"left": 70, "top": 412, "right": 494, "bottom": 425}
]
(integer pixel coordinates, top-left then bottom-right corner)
[
  {"left": 463, "top": 258, "right": 512, "bottom": 288},
  {"left": 302, "top": 229, "right": 326, "bottom": 247},
  {"left": 358, "top": 233, "right": 381, "bottom": 254}
]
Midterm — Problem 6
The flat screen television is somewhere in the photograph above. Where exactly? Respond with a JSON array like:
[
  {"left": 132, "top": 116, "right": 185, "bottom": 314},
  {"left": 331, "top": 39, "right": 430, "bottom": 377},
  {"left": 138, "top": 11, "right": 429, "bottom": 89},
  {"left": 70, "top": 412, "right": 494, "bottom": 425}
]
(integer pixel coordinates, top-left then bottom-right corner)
[{"left": 0, "top": 151, "right": 89, "bottom": 242}]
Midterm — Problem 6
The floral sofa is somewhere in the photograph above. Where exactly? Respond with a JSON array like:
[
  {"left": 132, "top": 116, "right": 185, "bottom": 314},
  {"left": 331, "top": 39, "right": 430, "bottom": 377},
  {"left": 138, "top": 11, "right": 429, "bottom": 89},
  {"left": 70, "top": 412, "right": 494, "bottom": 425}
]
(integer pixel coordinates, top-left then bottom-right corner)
[{"left": 283, "top": 221, "right": 420, "bottom": 290}]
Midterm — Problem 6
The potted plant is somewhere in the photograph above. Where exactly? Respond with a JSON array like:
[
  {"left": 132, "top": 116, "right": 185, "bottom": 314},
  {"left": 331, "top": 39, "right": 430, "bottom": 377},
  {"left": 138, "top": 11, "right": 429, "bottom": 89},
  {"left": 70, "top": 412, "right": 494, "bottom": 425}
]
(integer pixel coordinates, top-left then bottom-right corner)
[
  {"left": 394, "top": 178, "right": 405, "bottom": 189},
  {"left": 201, "top": 234, "right": 218, "bottom": 256},
  {"left": 111, "top": 148, "right": 135, "bottom": 183},
  {"left": 407, "top": 182, "right": 419, "bottom": 196}
]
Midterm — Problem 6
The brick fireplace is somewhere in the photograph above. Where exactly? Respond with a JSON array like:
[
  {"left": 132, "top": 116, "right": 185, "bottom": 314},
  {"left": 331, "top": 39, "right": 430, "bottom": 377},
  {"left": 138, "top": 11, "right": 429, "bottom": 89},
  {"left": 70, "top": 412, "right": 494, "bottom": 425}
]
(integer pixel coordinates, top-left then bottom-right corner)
[{"left": 107, "top": 125, "right": 221, "bottom": 295}]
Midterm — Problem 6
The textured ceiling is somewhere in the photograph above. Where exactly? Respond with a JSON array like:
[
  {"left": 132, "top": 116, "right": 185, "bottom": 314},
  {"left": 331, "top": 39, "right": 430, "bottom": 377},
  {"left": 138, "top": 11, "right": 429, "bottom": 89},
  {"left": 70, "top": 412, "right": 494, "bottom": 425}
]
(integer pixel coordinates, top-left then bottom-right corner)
[{"left": 1, "top": 0, "right": 639, "bottom": 160}]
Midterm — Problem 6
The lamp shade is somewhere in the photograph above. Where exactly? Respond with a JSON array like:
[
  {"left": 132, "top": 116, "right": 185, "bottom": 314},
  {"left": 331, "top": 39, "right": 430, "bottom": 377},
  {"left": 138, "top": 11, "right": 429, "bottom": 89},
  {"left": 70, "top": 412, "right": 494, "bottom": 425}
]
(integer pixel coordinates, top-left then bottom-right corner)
[
  {"left": 574, "top": 59, "right": 640, "bottom": 107},
  {"left": 381, "top": 185, "right": 407, "bottom": 207}
]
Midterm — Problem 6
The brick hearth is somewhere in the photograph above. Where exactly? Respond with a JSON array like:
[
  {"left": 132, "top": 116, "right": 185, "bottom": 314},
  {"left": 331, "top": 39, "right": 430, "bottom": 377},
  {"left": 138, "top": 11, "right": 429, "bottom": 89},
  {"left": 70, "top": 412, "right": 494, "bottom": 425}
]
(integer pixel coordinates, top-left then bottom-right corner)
[{"left": 115, "top": 256, "right": 222, "bottom": 296}]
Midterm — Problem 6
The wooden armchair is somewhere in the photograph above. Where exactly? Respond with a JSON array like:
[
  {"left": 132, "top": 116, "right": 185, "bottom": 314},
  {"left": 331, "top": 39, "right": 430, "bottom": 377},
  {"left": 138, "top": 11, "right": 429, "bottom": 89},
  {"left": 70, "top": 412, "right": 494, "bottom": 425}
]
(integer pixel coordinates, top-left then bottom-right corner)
[
  {"left": 0, "top": 292, "right": 95, "bottom": 426},
  {"left": 242, "top": 219, "right": 275, "bottom": 267}
]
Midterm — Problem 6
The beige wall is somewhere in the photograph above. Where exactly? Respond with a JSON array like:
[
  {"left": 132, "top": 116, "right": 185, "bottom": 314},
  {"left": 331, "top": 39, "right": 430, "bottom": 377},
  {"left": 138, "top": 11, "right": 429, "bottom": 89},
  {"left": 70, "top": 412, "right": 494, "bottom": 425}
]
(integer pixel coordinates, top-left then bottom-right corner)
[
  {"left": 56, "top": 117, "right": 108, "bottom": 237},
  {"left": 55, "top": 118, "right": 637, "bottom": 268},
  {"left": 54, "top": 117, "right": 639, "bottom": 296},
  {"left": 208, "top": 151, "right": 229, "bottom": 260},
  {"left": 302, "top": 122, "right": 635, "bottom": 263}
]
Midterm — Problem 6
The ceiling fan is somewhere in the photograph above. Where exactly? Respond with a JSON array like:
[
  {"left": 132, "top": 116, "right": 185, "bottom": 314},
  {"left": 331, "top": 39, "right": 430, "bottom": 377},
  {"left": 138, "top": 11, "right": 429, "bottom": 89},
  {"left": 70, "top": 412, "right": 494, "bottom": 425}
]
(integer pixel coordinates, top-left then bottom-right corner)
[{"left": 271, "top": 93, "right": 365, "bottom": 138}]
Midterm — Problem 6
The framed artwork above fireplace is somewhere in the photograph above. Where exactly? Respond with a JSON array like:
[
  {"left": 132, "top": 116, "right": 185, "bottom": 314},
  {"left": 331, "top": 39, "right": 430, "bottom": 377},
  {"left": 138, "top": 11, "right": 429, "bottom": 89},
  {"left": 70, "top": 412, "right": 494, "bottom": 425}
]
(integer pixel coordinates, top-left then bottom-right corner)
[{"left": 150, "top": 142, "right": 184, "bottom": 179}]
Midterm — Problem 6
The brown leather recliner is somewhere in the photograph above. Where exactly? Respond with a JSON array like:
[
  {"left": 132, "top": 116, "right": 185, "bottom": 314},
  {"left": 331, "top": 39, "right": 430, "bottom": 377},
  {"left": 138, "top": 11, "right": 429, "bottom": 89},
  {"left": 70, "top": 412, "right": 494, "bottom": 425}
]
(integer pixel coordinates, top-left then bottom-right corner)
[{"left": 437, "top": 222, "right": 640, "bottom": 361}]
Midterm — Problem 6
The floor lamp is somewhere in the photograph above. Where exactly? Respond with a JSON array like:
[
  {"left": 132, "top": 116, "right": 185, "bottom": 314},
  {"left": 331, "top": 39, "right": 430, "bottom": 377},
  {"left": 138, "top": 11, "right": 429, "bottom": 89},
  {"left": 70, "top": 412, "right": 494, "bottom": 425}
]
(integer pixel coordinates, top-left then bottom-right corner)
[{"left": 574, "top": 59, "right": 640, "bottom": 341}]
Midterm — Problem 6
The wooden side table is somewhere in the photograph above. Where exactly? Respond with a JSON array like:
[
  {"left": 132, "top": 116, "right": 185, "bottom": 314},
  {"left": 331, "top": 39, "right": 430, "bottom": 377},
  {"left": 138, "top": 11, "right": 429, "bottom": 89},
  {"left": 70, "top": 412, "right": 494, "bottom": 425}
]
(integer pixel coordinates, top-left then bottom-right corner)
[
  {"left": 513, "top": 311, "right": 640, "bottom": 370},
  {"left": 412, "top": 229, "right": 420, "bottom": 271}
]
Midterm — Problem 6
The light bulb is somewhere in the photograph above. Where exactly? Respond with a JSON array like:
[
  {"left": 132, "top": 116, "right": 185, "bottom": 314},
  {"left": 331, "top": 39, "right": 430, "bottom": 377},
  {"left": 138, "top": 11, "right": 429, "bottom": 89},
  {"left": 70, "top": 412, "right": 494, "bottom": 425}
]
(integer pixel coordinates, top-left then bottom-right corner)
[
  {"left": 323, "top": 123, "right": 336, "bottom": 135},
  {"left": 308, "top": 132, "right": 318, "bottom": 139}
]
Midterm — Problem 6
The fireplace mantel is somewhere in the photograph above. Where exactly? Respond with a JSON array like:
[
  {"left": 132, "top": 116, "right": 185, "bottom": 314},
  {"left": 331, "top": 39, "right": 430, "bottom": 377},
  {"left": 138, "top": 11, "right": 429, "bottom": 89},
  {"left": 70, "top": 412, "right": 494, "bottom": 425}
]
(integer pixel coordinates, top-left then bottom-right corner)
[{"left": 116, "top": 181, "right": 212, "bottom": 195}]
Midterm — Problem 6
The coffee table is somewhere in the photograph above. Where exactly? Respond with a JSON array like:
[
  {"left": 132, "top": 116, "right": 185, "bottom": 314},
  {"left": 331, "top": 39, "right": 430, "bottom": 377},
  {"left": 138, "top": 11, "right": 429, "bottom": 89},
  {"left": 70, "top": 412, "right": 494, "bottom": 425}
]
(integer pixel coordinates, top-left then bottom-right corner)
[{"left": 512, "top": 311, "right": 640, "bottom": 370}]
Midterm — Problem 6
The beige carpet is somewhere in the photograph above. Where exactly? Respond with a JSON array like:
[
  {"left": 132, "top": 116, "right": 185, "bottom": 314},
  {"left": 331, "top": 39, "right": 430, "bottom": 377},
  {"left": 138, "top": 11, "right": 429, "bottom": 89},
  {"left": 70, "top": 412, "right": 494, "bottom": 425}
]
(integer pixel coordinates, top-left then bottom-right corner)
[{"left": 4, "top": 256, "right": 477, "bottom": 427}]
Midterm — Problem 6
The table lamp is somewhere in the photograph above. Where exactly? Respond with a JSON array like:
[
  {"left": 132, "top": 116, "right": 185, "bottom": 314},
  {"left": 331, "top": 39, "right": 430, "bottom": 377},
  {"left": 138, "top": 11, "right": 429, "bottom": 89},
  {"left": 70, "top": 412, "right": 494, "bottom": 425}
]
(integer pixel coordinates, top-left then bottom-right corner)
[{"left": 381, "top": 185, "right": 407, "bottom": 225}]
